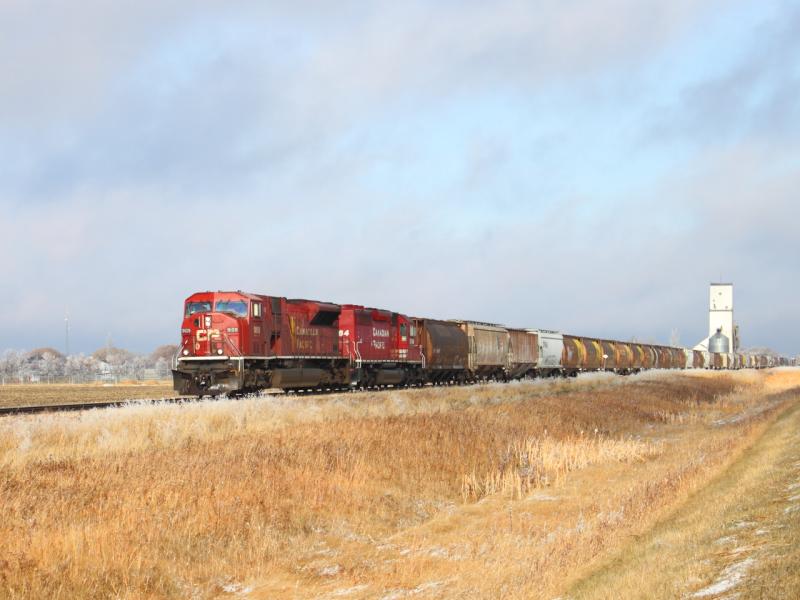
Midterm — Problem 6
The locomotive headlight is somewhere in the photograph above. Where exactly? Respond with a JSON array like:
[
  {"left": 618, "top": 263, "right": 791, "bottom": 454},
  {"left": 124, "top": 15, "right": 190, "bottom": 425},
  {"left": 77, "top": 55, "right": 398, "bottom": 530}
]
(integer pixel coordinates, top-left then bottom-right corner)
[
  {"left": 217, "top": 349, "right": 224, "bottom": 355},
  {"left": 204, "top": 316, "right": 212, "bottom": 328},
  {"left": 183, "top": 349, "right": 189, "bottom": 356}
]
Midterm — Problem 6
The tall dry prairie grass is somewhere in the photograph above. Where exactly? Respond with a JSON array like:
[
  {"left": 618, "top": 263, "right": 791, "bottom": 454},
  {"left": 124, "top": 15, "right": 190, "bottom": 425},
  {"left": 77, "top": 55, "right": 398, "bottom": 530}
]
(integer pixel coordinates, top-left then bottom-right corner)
[
  {"left": 0, "top": 369, "right": 794, "bottom": 599},
  {"left": 462, "top": 432, "right": 662, "bottom": 501}
]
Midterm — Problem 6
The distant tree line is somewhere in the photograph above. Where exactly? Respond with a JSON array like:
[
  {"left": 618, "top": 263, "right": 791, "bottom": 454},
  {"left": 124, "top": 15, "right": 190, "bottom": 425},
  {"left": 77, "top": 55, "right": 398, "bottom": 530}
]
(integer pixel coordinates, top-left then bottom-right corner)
[{"left": 0, "top": 345, "right": 178, "bottom": 384}]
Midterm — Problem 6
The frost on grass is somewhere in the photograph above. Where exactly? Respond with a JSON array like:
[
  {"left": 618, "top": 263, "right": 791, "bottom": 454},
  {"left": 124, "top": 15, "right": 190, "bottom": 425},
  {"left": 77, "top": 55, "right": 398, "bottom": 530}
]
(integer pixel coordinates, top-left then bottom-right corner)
[
  {"left": 692, "top": 557, "right": 756, "bottom": 597},
  {"left": 328, "top": 584, "right": 369, "bottom": 597},
  {"left": 220, "top": 581, "right": 253, "bottom": 596},
  {"left": 380, "top": 580, "right": 447, "bottom": 600}
]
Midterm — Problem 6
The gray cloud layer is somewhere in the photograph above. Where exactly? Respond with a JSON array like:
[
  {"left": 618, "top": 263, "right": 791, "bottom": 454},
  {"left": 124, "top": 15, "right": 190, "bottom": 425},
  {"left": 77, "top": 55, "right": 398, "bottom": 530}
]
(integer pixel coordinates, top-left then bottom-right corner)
[{"left": 1, "top": 0, "right": 798, "bottom": 355}]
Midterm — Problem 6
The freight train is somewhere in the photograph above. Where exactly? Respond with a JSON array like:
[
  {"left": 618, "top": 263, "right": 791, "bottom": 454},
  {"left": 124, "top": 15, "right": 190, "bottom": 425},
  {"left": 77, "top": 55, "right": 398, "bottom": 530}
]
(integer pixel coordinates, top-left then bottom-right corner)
[{"left": 172, "top": 290, "right": 788, "bottom": 396}]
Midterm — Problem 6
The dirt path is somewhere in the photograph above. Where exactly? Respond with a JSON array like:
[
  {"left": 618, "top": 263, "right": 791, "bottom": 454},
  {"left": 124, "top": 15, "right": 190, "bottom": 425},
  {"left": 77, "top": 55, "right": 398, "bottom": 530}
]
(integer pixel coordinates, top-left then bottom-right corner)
[{"left": 567, "top": 388, "right": 800, "bottom": 599}]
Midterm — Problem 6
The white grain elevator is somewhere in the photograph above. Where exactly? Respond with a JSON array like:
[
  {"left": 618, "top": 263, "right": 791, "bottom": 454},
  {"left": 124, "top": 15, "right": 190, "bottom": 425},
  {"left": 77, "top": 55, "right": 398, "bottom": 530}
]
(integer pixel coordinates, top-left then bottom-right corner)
[{"left": 695, "top": 283, "right": 739, "bottom": 352}]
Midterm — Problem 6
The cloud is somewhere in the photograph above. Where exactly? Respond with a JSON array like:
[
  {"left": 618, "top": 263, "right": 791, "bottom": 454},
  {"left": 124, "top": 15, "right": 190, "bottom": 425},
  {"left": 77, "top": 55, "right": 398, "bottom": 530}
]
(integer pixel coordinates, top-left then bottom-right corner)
[
  {"left": 1, "top": 1, "right": 798, "bottom": 356},
  {"left": 639, "top": 3, "right": 800, "bottom": 148}
]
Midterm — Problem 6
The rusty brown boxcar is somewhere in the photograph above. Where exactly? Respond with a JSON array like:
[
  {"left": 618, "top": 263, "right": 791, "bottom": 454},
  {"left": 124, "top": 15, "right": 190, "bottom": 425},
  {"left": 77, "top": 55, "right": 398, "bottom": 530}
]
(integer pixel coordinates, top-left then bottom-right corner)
[
  {"left": 693, "top": 350, "right": 705, "bottom": 368},
  {"left": 456, "top": 321, "right": 510, "bottom": 379},
  {"left": 670, "top": 348, "right": 685, "bottom": 369},
  {"left": 508, "top": 329, "right": 538, "bottom": 378},
  {"left": 414, "top": 319, "right": 468, "bottom": 382}
]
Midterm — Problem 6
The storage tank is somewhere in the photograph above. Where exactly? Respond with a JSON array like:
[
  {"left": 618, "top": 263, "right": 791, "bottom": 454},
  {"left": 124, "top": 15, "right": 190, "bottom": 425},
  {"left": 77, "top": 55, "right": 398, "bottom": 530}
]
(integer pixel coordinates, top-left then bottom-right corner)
[{"left": 708, "top": 329, "right": 730, "bottom": 354}]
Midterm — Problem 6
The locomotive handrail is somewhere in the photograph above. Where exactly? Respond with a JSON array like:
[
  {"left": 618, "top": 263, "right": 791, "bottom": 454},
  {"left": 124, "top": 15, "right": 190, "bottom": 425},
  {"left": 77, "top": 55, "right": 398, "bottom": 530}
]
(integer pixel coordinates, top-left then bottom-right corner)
[
  {"left": 172, "top": 340, "right": 189, "bottom": 370},
  {"left": 222, "top": 332, "right": 242, "bottom": 357},
  {"left": 354, "top": 339, "right": 362, "bottom": 369}
]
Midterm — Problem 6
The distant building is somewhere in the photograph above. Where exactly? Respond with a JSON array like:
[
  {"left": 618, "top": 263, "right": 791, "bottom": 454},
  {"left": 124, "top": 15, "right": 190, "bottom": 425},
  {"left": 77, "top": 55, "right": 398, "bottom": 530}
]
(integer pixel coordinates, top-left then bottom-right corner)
[{"left": 695, "top": 283, "right": 739, "bottom": 352}]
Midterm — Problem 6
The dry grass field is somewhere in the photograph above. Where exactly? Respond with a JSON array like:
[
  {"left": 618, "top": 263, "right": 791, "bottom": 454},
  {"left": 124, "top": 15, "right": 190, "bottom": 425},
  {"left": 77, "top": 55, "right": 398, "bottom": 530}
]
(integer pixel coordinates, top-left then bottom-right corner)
[
  {"left": 0, "top": 381, "right": 178, "bottom": 408},
  {"left": 1, "top": 369, "right": 799, "bottom": 599}
]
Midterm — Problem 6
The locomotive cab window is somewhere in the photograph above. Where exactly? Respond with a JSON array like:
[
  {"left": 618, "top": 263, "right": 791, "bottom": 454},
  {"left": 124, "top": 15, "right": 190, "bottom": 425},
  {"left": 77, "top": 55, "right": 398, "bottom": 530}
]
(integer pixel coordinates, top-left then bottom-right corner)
[
  {"left": 215, "top": 300, "right": 248, "bottom": 317},
  {"left": 252, "top": 302, "right": 262, "bottom": 318},
  {"left": 400, "top": 323, "right": 407, "bottom": 341},
  {"left": 185, "top": 301, "right": 211, "bottom": 316}
]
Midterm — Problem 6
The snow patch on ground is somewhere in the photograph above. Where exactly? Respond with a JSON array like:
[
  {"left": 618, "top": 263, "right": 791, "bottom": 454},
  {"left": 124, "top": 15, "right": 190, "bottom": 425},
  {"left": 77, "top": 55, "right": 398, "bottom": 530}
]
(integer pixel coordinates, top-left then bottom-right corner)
[
  {"left": 692, "top": 557, "right": 756, "bottom": 597},
  {"left": 318, "top": 564, "right": 342, "bottom": 577},
  {"left": 379, "top": 580, "right": 447, "bottom": 599},
  {"left": 714, "top": 535, "right": 737, "bottom": 545},
  {"left": 221, "top": 582, "right": 253, "bottom": 596},
  {"left": 427, "top": 546, "right": 449, "bottom": 558},
  {"left": 529, "top": 492, "right": 559, "bottom": 501},
  {"left": 328, "top": 584, "right": 369, "bottom": 597}
]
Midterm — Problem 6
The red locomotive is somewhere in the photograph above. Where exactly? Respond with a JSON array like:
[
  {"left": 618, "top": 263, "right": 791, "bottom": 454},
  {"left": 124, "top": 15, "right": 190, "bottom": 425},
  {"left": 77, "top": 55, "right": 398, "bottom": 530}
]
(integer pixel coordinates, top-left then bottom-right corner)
[{"left": 173, "top": 291, "right": 423, "bottom": 395}]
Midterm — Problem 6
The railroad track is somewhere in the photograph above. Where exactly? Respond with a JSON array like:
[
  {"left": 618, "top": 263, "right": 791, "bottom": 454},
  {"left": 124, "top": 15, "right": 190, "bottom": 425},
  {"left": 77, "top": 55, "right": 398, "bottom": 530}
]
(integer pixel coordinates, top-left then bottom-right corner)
[
  {"left": 0, "top": 374, "right": 599, "bottom": 417},
  {"left": 0, "top": 387, "right": 315, "bottom": 417},
  {"left": 0, "top": 396, "right": 197, "bottom": 417}
]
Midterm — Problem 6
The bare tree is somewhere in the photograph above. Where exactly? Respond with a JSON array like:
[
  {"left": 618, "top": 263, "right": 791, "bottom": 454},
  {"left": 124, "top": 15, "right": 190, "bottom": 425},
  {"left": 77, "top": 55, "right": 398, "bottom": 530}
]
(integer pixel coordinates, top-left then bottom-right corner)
[
  {"left": 0, "top": 350, "right": 23, "bottom": 384},
  {"left": 150, "top": 344, "right": 178, "bottom": 364},
  {"left": 24, "top": 348, "right": 65, "bottom": 383},
  {"left": 154, "top": 357, "right": 171, "bottom": 379},
  {"left": 93, "top": 347, "right": 134, "bottom": 382}
]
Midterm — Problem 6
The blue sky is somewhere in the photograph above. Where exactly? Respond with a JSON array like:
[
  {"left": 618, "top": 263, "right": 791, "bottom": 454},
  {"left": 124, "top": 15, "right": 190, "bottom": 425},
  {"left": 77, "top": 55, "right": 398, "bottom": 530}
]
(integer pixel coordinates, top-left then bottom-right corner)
[{"left": 1, "top": 0, "right": 799, "bottom": 355}]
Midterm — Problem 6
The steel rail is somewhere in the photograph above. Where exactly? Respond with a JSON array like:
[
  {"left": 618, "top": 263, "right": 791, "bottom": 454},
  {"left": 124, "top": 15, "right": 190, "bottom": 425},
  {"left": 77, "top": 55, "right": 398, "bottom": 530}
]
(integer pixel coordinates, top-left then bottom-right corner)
[{"left": 0, "top": 396, "right": 197, "bottom": 417}]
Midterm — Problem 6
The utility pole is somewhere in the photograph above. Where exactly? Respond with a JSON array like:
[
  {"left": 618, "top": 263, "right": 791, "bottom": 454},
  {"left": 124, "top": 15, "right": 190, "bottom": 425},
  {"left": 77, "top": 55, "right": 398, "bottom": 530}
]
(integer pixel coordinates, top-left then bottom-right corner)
[{"left": 65, "top": 309, "right": 70, "bottom": 357}]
